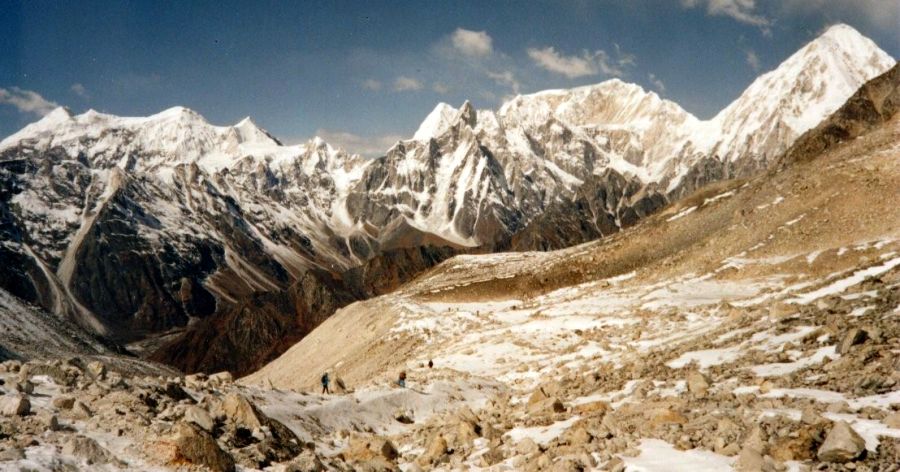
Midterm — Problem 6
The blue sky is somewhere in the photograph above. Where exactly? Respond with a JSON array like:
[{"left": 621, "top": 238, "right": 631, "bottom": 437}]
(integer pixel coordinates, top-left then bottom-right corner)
[{"left": 1, "top": 0, "right": 898, "bottom": 155}]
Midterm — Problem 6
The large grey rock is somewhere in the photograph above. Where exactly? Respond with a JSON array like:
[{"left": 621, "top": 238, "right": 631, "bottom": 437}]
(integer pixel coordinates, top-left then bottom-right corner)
[{"left": 817, "top": 421, "right": 866, "bottom": 463}]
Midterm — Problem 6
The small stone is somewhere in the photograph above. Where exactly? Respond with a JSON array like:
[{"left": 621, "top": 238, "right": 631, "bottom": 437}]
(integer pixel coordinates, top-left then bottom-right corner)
[{"left": 759, "top": 380, "right": 775, "bottom": 394}]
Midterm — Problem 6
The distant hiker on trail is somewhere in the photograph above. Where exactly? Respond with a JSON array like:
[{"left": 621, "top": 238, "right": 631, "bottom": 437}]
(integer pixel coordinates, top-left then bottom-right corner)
[
  {"left": 398, "top": 371, "right": 407, "bottom": 388},
  {"left": 428, "top": 359, "right": 433, "bottom": 369},
  {"left": 321, "top": 372, "right": 330, "bottom": 394}
]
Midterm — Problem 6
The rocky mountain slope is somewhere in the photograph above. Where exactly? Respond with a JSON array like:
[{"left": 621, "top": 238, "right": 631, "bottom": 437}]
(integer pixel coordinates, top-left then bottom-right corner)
[
  {"left": 244, "top": 72, "right": 900, "bottom": 470},
  {"left": 2, "top": 60, "right": 898, "bottom": 472},
  {"left": 0, "top": 24, "right": 893, "bottom": 375}
]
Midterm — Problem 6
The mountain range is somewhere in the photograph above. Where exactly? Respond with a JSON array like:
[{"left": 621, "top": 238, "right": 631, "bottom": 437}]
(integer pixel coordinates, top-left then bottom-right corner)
[{"left": 0, "top": 24, "right": 894, "bottom": 375}]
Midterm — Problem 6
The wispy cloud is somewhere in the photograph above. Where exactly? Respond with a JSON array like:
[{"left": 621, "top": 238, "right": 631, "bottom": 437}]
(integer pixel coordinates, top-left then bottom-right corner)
[
  {"left": 778, "top": 0, "right": 900, "bottom": 32},
  {"left": 313, "top": 129, "right": 403, "bottom": 157},
  {"left": 647, "top": 73, "right": 666, "bottom": 94},
  {"left": 393, "top": 76, "right": 424, "bottom": 92},
  {"left": 450, "top": 28, "right": 493, "bottom": 57},
  {"left": 0, "top": 87, "right": 60, "bottom": 116},
  {"left": 361, "top": 79, "right": 382, "bottom": 91},
  {"left": 681, "top": 0, "right": 771, "bottom": 32},
  {"left": 745, "top": 49, "right": 761, "bottom": 71},
  {"left": 486, "top": 70, "right": 521, "bottom": 94},
  {"left": 527, "top": 46, "right": 633, "bottom": 78},
  {"left": 432, "top": 82, "right": 450, "bottom": 94},
  {"left": 70, "top": 83, "right": 89, "bottom": 99}
]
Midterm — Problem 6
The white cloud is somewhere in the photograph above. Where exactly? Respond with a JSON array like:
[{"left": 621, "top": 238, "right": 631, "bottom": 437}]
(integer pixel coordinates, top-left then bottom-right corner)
[
  {"left": 486, "top": 70, "right": 521, "bottom": 94},
  {"left": 778, "top": 0, "right": 900, "bottom": 31},
  {"left": 393, "top": 76, "right": 424, "bottom": 92},
  {"left": 682, "top": 0, "right": 771, "bottom": 31},
  {"left": 745, "top": 49, "right": 761, "bottom": 71},
  {"left": 527, "top": 46, "right": 632, "bottom": 78},
  {"left": 432, "top": 82, "right": 450, "bottom": 94},
  {"left": 70, "top": 83, "right": 89, "bottom": 99},
  {"left": 313, "top": 129, "right": 403, "bottom": 157},
  {"left": 362, "top": 79, "right": 382, "bottom": 91},
  {"left": 451, "top": 28, "right": 493, "bottom": 57},
  {"left": 648, "top": 73, "right": 666, "bottom": 94},
  {"left": 0, "top": 87, "right": 60, "bottom": 116}
]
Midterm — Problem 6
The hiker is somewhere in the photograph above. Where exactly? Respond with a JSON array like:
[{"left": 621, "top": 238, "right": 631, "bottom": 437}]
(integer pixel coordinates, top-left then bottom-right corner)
[
  {"left": 398, "top": 371, "right": 407, "bottom": 388},
  {"left": 321, "top": 372, "right": 330, "bottom": 394},
  {"left": 428, "top": 359, "right": 433, "bottom": 369}
]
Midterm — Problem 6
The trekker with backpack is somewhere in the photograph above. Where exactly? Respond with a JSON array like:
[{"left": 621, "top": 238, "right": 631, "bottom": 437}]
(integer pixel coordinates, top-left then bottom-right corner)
[{"left": 321, "top": 372, "right": 330, "bottom": 394}]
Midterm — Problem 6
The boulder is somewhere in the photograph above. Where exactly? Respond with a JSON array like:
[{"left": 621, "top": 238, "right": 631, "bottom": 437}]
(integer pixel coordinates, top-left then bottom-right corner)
[
  {"left": 564, "top": 425, "right": 592, "bottom": 446},
  {"left": 222, "top": 393, "right": 265, "bottom": 429},
  {"left": 171, "top": 422, "right": 235, "bottom": 472},
  {"left": 42, "top": 413, "right": 61, "bottom": 432},
  {"left": 527, "top": 397, "right": 565, "bottom": 416},
  {"left": 0, "top": 395, "right": 30, "bottom": 416},
  {"left": 86, "top": 361, "right": 107, "bottom": 380},
  {"left": 573, "top": 400, "right": 610, "bottom": 416},
  {"left": 769, "top": 425, "right": 820, "bottom": 461},
  {"left": 516, "top": 437, "right": 540, "bottom": 456},
  {"left": 185, "top": 373, "right": 208, "bottom": 389},
  {"left": 208, "top": 371, "right": 234, "bottom": 387},
  {"left": 735, "top": 427, "right": 766, "bottom": 472},
  {"left": 280, "top": 450, "right": 325, "bottom": 471},
  {"left": 62, "top": 435, "right": 121, "bottom": 466},
  {"left": 52, "top": 395, "right": 76, "bottom": 410},
  {"left": 416, "top": 433, "right": 449, "bottom": 467},
  {"left": 884, "top": 412, "right": 900, "bottom": 429},
  {"left": 837, "top": 329, "right": 867, "bottom": 355},
  {"left": 817, "top": 421, "right": 866, "bottom": 463},
  {"left": 15, "top": 380, "right": 34, "bottom": 395},
  {"left": 686, "top": 371, "right": 710, "bottom": 396},
  {"left": 344, "top": 434, "right": 399, "bottom": 464},
  {"left": 184, "top": 405, "right": 215, "bottom": 432},
  {"left": 645, "top": 407, "right": 688, "bottom": 426},
  {"left": 72, "top": 400, "right": 93, "bottom": 419},
  {"left": 0, "top": 447, "right": 25, "bottom": 461}
]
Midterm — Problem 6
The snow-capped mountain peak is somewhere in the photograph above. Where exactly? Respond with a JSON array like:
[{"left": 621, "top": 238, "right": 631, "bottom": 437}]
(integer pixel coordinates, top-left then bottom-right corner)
[
  {"left": 413, "top": 102, "right": 459, "bottom": 141},
  {"left": 708, "top": 23, "right": 895, "bottom": 165}
]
